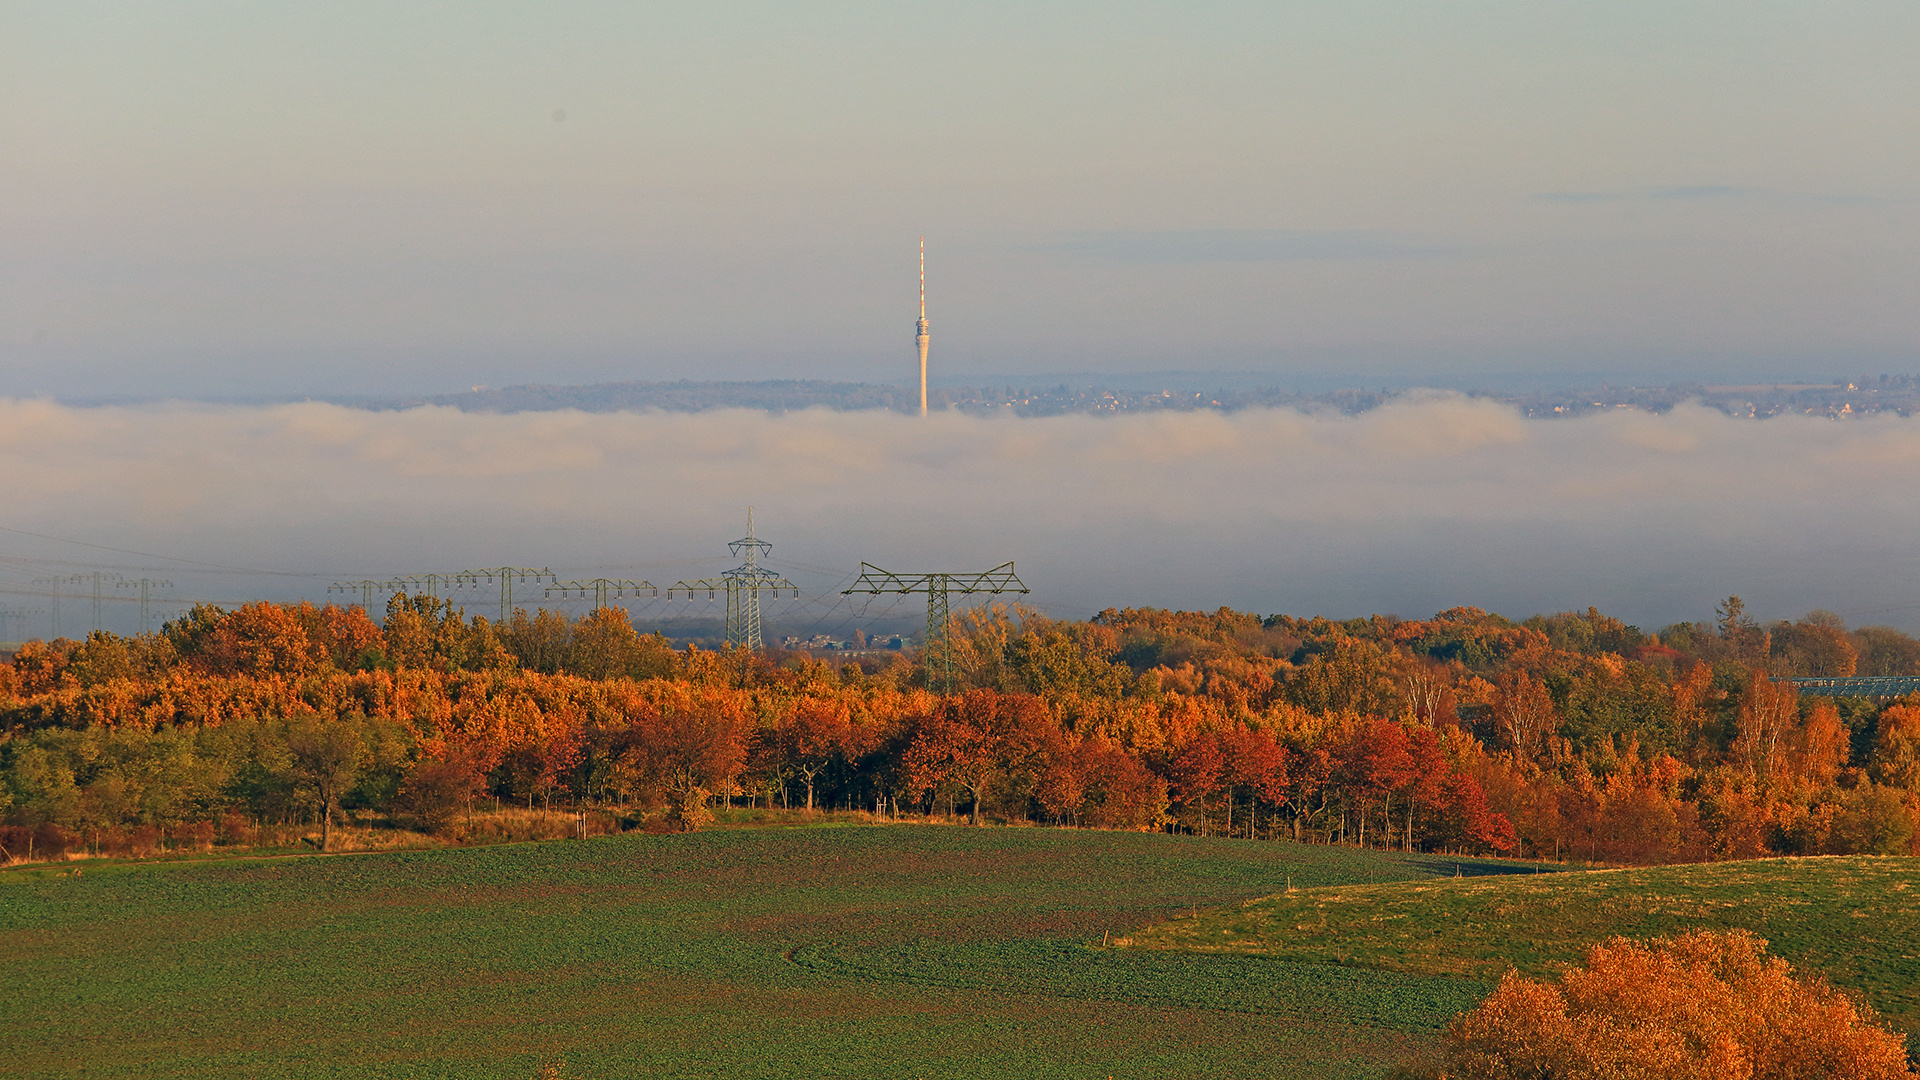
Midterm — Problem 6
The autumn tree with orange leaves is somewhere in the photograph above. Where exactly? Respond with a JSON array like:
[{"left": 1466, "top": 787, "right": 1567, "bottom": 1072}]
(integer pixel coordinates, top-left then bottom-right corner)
[
  {"left": 9, "top": 596, "right": 1920, "bottom": 857},
  {"left": 1418, "top": 930, "right": 1915, "bottom": 1080}
]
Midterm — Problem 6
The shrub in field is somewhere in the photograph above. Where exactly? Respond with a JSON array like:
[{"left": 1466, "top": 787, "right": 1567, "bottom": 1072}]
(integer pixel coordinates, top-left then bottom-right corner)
[
  {"left": 174, "top": 818, "right": 216, "bottom": 852},
  {"left": 1426, "top": 929, "right": 1915, "bottom": 1079},
  {"left": 396, "top": 755, "right": 484, "bottom": 834},
  {"left": 0, "top": 823, "right": 77, "bottom": 861},
  {"left": 216, "top": 810, "right": 256, "bottom": 846},
  {"left": 667, "top": 785, "right": 714, "bottom": 831}
]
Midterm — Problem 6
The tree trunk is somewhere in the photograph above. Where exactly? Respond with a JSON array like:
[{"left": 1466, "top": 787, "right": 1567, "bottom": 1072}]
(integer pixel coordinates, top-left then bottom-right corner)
[{"left": 321, "top": 800, "right": 333, "bottom": 853}]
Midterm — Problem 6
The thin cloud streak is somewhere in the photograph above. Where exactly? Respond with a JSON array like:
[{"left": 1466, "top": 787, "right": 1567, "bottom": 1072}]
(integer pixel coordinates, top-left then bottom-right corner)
[{"left": 0, "top": 397, "right": 1914, "bottom": 633}]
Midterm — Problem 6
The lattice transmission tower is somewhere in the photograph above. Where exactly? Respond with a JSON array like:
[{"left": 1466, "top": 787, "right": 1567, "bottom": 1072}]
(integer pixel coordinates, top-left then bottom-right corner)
[
  {"left": 383, "top": 572, "right": 457, "bottom": 599},
  {"left": 843, "top": 561, "right": 1027, "bottom": 693},
  {"left": 667, "top": 509, "right": 797, "bottom": 650},
  {"left": 369, "top": 569, "right": 554, "bottom": 622},
  {"left": 0, "top": 606, "right": 44, "bottom": 644},
  {"left": 77, "top": 571, "right": 123, "bottom": 634},
  {"left": 546, "top": 578, "right": 657, "bottom": 611},
  {"left": 31, "top": 575, "right": 79, "bottom": 639},
  {"left": 451, "top": 567, "right": 557, "bottom": 624},
  {"left": 328, "top": 580, "right": 389, "bottom": 611},
  {"left": 117, "top": 578, "right": 173, "bottom": 634}
]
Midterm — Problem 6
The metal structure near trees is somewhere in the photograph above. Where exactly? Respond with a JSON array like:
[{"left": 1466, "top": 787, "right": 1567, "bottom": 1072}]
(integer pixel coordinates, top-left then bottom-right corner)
[
  {"left": 117, "top": 578, "right": 173, "bottom": 634},
  {"left": 843, "top": 561, "right": 1028, "bottom": 693},
  {"left": 30, "top": 575, "right": 78, "bottom": 639},
  {"left": 0, "top": 606, "right": 43, "bottom": 644},
  {"left": 339, "top": 568, "right": 557, "bottom": 624},
  {"left": 78, "top": 571, "right": 123, "bottom": 635},
  {"left": 328, "top": 579, "right": 387, "bottom": 611},
  {"left": 31, "top": 571, "right": 123, "bottom": 637},
  {"left": 382, "top": 573, "right": 457, "bottom": 601},
  {"left": 449, "top": 567, "right": 558, "bottom": 625},
  {"left": 545, "top": 577, "right": 657, "bottom": 611},
  {"left": 667, "top": 509, "right": 797, "bottom": 651},
  {"left": 1782, "top": 675, "right": 1920, "bottom": 697}
]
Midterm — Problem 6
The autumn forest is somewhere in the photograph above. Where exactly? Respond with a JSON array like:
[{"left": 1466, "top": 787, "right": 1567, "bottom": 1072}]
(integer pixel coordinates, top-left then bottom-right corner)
[{"left": 5, "top": 595, "right": 1920, "bottom": 868}]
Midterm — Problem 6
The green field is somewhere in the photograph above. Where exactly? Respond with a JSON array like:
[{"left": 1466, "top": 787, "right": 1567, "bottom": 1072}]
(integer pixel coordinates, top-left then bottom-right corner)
[
  {"left": 1126, "top": 855, "right": 1920, "bottom": 1035},
  {"left": 9, "top": 829, "right": 1912, "bottom": 1079},
  {"left": 2, "top": 824, "right": 1521, "bottom": 1080}
]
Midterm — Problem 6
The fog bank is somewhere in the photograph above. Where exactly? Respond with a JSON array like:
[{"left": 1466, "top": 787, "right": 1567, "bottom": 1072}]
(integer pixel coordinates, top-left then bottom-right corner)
[{"left": 1, "top": 396, "right": 1914, "bottom": 636}]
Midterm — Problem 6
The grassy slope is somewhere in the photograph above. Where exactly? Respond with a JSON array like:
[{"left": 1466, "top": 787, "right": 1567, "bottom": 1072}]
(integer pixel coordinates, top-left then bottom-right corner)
[
  {"left": 1126, "top": 855, "right": 1920, "bottom": 1035},
  {"left": 1, "top": 826, "right": 1527, "bottom": 1080}
]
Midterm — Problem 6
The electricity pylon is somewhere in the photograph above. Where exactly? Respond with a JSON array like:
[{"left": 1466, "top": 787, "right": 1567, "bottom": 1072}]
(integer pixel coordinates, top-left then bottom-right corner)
[
  {"left": 0, "top": 606, "right": 44, "bottom": 644},
  {"left": 80, "top": 571, "right": 124, "bottom": 634},
  {"left": 329, "top": 580, "right": 388, "bottom": 610},
  {"left": 31, "top": 575, "right": 79, "bottom": 638},
  {"left": 117, "top": 578, "right": 173, "bottom": 634},
  {"left": 545, "top": 578, "right": 657, "bottom": 611},
  {"left": 450, "top": 567, "right": 556, "bottom": 624},
  {"left": 384, "top": 573, "right": 456, "bottom": 599},
  {"left": 667, "top": 509, "right": 797, "bottom": 651},
  {"left": 843, "top": 561, "right": 1028, "bottom": 693}
]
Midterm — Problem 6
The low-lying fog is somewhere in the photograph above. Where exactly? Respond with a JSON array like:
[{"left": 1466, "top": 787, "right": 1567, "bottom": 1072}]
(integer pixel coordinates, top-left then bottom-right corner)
[{"left": 2, "top": 394, "right": 1915, "bottom": 635}]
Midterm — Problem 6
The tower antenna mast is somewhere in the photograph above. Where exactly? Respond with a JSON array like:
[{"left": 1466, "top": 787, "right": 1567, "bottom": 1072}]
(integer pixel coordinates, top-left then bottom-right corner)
[{"left": 916, "top": 237, "right": 930, "bottom": 418}]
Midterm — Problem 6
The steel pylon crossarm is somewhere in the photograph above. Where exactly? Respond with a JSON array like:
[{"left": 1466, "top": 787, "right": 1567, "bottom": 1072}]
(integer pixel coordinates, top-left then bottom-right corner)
[
  {"left": 667, "top": 574, "right": 798, "bottom": 651},
  {"left": 843, "top": 562, "right": 1026, "bottom": 596},
  {"left": 841, "top": 561, "right": 1028, "bottom": 693},
  {"left": 328, "top": 580, "right": 388, "bottom": 611},
  {"left": 546, "top": 579, "right": 657, "bottom": 610}
]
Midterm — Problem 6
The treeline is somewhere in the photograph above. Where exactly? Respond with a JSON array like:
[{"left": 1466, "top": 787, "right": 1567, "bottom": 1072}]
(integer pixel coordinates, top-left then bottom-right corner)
[{"left": 4, "top": 594, "right": 1920, "bottom": 865}]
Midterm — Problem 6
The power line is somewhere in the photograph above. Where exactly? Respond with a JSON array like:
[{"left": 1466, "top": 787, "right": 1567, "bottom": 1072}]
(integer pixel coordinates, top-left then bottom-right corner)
[{"left": 0, "top": 523, "right": 318, "bottom": 575}]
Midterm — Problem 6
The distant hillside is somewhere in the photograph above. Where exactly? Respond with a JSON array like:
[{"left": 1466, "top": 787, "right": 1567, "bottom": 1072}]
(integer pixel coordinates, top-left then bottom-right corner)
[
  {"left": 374, "top": 379, "right": 904, "bottom": 414},
  {"left": 360, "top": 379, "right": 1431, "bottom": 417},
  {"left": 352, "top": 374, "right": 1920, "bottom": 420}
]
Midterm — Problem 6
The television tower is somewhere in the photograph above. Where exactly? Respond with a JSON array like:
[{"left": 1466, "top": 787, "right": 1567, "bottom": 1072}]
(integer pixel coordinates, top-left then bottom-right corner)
[{"left": 916, "top": 237, "right": 930, "bottom": 417}]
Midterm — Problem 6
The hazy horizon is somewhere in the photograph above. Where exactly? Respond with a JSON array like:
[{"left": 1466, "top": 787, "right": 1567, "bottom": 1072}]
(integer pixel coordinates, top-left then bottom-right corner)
[{"left": 5, "top": 395, "right": 1920, "bottom": 641}]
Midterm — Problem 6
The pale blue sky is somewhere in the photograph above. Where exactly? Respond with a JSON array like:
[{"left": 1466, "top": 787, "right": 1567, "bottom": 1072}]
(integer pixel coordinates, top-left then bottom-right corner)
[{"left": 4, "top": 2, "right": 1916, "bottom": 397}]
